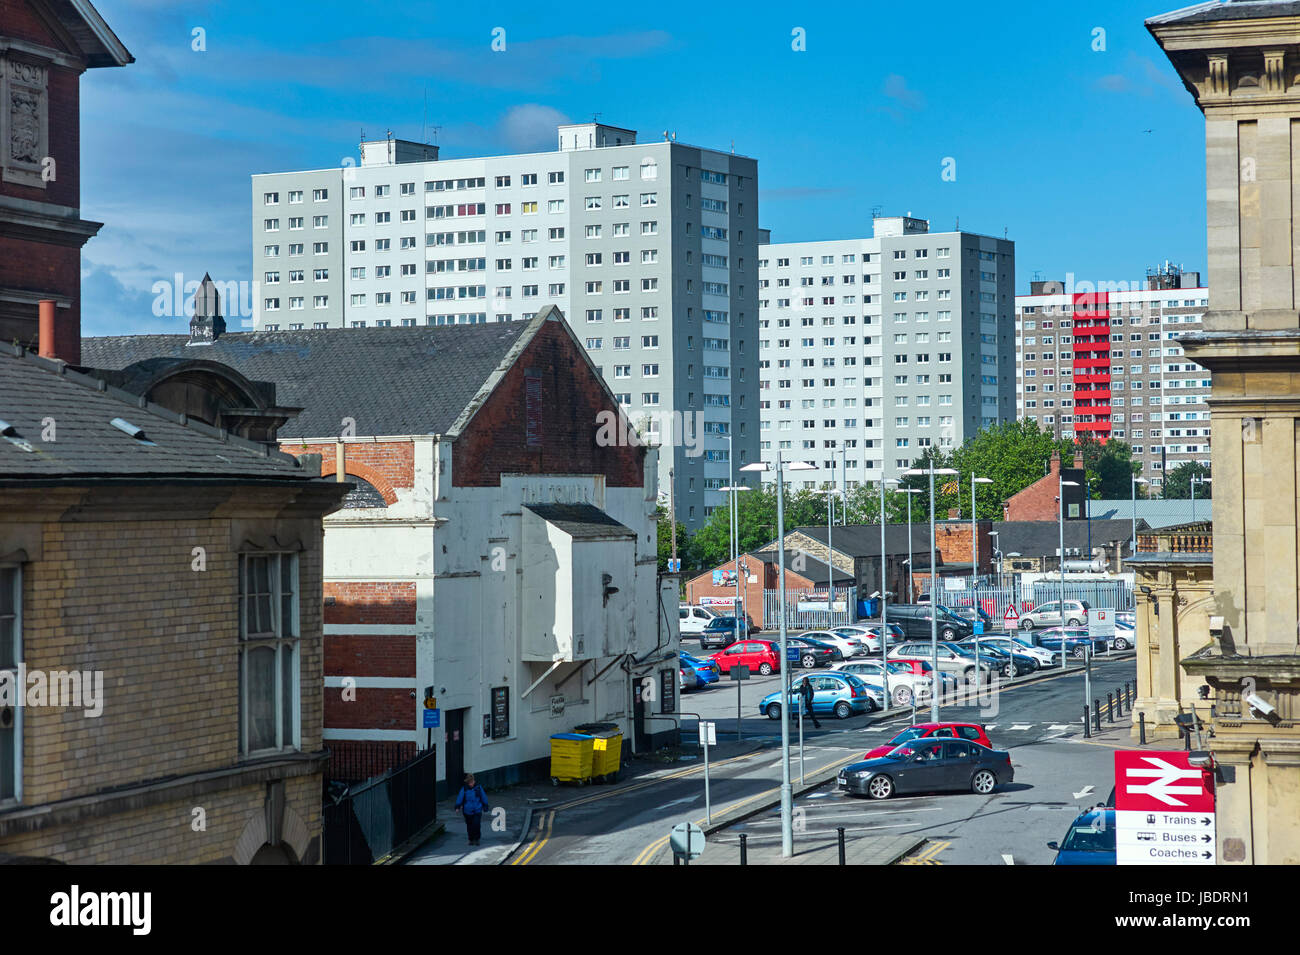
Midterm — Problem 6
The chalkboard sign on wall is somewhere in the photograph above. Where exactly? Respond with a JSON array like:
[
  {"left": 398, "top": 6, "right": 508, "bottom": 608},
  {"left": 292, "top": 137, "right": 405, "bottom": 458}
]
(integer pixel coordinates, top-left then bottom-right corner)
[{"left": 491, "top": 686, "right": 510, "bottom": 739}]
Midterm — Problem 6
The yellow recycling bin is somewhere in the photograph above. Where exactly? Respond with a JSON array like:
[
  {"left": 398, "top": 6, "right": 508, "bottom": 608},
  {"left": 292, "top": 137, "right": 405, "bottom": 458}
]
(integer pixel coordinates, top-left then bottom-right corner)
[
  {"left": 549, "top": 733, "right": 594, "bottom": 786},
  {"left": 574, "top": 722, "right": 623, "bottom": 783}
]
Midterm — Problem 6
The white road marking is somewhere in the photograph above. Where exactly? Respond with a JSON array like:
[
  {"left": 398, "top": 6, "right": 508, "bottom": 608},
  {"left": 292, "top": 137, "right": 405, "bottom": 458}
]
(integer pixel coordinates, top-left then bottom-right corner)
[
  {"left": 657, "top": 795, "right": 700, "bottom": 811},
  {"left": 1002, "top": 853, "right": 1015, "bottom": 865},
  {"left": 1010, "top": 723, "right": 1033, "bottom": 731},
  {"left": 1048, "top": 724, "right": 1069, "bottom": 730}
]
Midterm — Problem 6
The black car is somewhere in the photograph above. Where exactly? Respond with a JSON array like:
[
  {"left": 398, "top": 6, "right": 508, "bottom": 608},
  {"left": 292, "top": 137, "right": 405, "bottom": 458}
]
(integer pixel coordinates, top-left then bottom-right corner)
[
  {"left": 872, "top": 604, "right": 973, "bottom": 642},
  {"left": 955, "top": 638, "right": 1038, "bottom": 676},
  {"left": 837, "top": 737, "right": 1013, "bottom": 799},
  {"left": 700, "top": 615, "right": 759, "bottom": 649},
  {"left": 786, "top": 636, "right": 841, "bottom": 668}
]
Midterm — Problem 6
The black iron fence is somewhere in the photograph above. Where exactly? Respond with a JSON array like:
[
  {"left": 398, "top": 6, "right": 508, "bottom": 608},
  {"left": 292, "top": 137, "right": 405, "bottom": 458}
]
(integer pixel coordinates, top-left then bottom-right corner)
[{"left": 323, "top": 746, "right": 437, "bottom": 865}]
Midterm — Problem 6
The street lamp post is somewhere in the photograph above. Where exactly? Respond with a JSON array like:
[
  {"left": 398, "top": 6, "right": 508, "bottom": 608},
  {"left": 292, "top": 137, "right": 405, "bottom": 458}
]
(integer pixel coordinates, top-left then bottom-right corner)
[
  {"left": 900, "top": 487, "right": 922, "bottom": 602},
  {"left": 1191, "top": 474, "right": 1211, "bottom": 523},
  {"left": 879, "top": 477, "right": 899, "bottom": 708},
  {"left": 970, "top": 474, "right": 993, "bottom": 604},
  {"left": 1130, "top": 475, "right": 1148, "bottom": 555},
  {"left": 988, "top": 531, "right": 1000, "bottom": 580},
  {"left": 1059, "top": 474, "right": 1080, "bottom": 670},
  {"left": 906, "top": 464, "right": 958, "bottom": 721},
  {"left": 742, "top": 455, "right": 816, "bottom": 859},
  {"left": 719, "top": 484, "right": 751, "bottom": 647}
]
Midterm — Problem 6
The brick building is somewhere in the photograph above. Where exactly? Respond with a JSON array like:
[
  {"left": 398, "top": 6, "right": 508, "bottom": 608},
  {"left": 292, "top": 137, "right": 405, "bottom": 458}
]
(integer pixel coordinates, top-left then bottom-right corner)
[
  {"left": 82, "top": 306, "right": 673, "bottom": 792},
  {"left": 0, "top": 340, "right": 347, "bottom": 863},
  {"left": 0, "top": 0, "right": 131, "bottom": 350},
  {"left": 684, "top": 551, "right": 852, "bottom": 627},
  {"left": 1000, "top": 450, "right": 1087, "bottom": 522}
]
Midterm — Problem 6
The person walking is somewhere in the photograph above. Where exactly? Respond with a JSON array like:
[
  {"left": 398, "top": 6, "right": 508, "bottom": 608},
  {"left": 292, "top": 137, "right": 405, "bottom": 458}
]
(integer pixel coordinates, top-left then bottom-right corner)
[
  {"left": 799, "top": 677, "right": 821, "bottom": 729},
  {"left": 454, "top": 773, "right": 490, "bottom": 846}
]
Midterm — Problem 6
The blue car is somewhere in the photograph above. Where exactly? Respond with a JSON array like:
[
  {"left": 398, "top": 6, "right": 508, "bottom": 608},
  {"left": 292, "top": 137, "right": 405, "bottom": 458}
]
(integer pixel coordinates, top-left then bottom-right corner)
[
  {"left": 758, "top": 672, "right": 882, "bottom": 720},
  {"left": 1048, "top": 807, "right": 1116, "bottom": 865},
  {"left": 1034, "top": 628, "right": 1108, "bottom": 659},
  {"left": 679, "top": 651, "right": 720, "bottom": 688}
]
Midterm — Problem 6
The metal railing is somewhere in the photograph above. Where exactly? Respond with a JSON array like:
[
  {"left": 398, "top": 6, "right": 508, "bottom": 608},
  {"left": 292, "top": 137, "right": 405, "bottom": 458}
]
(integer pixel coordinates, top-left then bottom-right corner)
[{"left": 323, "top": 746, "right": 437, "bottom": 865}]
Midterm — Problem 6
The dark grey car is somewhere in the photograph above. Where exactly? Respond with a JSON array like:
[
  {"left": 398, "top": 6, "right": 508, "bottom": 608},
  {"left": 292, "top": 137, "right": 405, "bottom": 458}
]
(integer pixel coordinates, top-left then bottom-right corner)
[{"left": 837, "top": 738, "right": 1014, "bottom": 799}]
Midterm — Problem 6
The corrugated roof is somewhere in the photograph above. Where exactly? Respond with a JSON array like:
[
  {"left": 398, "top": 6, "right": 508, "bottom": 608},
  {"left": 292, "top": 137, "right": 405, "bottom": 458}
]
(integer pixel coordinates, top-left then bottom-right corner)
[
  {"left": 1088, "top": 499, "right": 1211, "bottom": 528},
  {"left": 81, "top": 318, "right": 537, "bottom": 440},
  {"left": 0, "top": 343, "right": 321, "bottom": 483},
  {"left": 992, "top": 519, "right": 1145, "bottom": 557}
]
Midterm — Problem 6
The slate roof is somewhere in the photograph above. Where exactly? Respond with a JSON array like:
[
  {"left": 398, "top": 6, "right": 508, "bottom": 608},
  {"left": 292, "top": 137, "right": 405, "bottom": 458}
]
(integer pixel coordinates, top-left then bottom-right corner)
[
  {"left": 769, "top": 550, "right": 854, "bottom": 585},
  {"left": 1087, "top": 499, "right": 1210, "bottom": 528},
  {"left": 784, "top": 523, "right": 954, "bottom": 560},
  {"left": 1147, "top": 1, "right": 1300, "bottom": 26},
  {"left": 81, "top": 318, "right": 537, "bottom": 440},
  {"left": 991, "top": 519, "right": 1146, "bottom": 558},
  {"left": 524, "top": 503, "right": 636, "bottom": 540},
  {"left": 0, "top": 343, "right": 324, "bottom": 484}
]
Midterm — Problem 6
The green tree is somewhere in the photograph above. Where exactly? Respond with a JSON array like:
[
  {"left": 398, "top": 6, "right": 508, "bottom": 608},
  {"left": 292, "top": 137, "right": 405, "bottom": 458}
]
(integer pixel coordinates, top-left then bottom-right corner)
[
  {"left": 1074, "top": 435, "right": 1141, "bottom": 500},
  {"left": 655, "top": 505, "right": 699, "bottom": 575},
  {"left": 1162, "top": 461, "right": 1211, "bottom": 500},
  {"left": 935, "top": 420, "right": 1065, "bottom": 519}
]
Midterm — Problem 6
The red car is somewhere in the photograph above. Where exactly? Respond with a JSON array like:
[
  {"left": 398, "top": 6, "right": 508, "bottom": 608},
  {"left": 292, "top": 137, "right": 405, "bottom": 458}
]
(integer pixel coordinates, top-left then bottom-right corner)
[
  {"left": 710, "top": 639, "right": 782, "bottom": 676},
  {"left": 862, "top": 722, "right": 993, "bottom": 760}
]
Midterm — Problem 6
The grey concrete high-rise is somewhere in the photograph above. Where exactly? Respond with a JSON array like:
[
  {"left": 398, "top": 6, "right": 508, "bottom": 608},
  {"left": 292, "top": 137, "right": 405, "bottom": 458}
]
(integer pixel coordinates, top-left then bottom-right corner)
[
  {"left": 250, "top": 123, "right": 759, "bottom": 527},
  {"left": 757, "top": 217, "right": 1015, "bottom": 490}
]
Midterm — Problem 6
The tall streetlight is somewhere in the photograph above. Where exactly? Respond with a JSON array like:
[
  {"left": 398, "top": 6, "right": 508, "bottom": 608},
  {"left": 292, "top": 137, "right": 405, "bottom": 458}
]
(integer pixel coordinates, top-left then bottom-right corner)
[
  {"left": 1058, "top": 473, "right": 1080, "bottom": 670},
  {"left": 1191, "top": 474, "right": 1211, "bottom": 523},
  {"left": 880, "top": 478, "right": 900, "bottom": 706},
  {"left": 900, "top": 487, "right": 923, "bottom": 602},
  {"left": 988, "top": 531, "right": 1000, "bottom": 578},
  {"left": 905, "top": 463, "right": 959, "bottom": 721},
  {"left": 719, "top": 484, "right": 751, "bottom": 648},
  {"left": 970, "top": 474, "right": 993, "bottom": 596},
  {"left": 742, "top": 455, "right": 816, "bottom": 859},
  {"left": 811, "top": 485, "right": 837, "bottom": 628},
  {"left": 1130, "top": 475, "right": 1149, "bottom": 555}
]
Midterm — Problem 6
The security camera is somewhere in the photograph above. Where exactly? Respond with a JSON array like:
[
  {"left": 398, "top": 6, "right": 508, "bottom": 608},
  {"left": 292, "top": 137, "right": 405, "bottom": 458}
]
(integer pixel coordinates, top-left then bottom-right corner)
[{"left": 1246, "top": 693, "right": 1275, "bottom": 717}]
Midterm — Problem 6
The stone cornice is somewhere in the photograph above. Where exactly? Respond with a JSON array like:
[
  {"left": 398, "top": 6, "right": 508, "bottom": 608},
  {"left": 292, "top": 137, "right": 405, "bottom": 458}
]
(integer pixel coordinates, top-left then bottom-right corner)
[{"left": 0, "top": 195, "right": 102, "bottom": 248}]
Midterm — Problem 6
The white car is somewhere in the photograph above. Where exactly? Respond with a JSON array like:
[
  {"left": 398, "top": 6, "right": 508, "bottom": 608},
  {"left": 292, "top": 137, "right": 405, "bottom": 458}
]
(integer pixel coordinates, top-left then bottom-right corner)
[
  {"left": 1109, "top": 620, "right": 1135, "bottom": 651},
  {"left": 678, "top": 605, "right": 717, "bottom": 636},
  {"left": 975, "top": 635, "right": 1058, "bottom": 668},
  {"left": 832, "top": 660, "right": 932, "bottom": 706},
  {"left": 799, "top": 629, "right": 865, "bottom": 658},
  {"left": 831, "top": 625, "right": 891, "bottom": 654}
]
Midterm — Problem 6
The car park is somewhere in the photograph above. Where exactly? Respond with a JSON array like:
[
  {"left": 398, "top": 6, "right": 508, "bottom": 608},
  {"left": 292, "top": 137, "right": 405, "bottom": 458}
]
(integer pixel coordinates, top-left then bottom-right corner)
[
  {"left": 889, "top": 641, "right": 996, "bottom": 683},
  {"left": 1048, "top": 807, "right": 1117, "bottom": 865},
  {"left": 937, "top": 603, "right": 992, "bottom": 630},
  {"left": 679, "top": 650, "right": 720, "bottom": 688},
  {"left": 837, "top": 738, "right": 1013, "bottom": 799},
  {"left": 678, "top": 605, "right": 717, "bottom": 636},
  {"left": 1019, "top": 599, "right": 1090, "bottom": 629},
  {"left": 1031, "top": 627, "right": 1108, "bottom": 659},
  {"left": 798, "top": 629, "right": 864, "bottom": 658},
  {"left": 955, "top": 638, "right": 1038, "bottom": 676},
  {"left": 889, "top": 657, "right": 959, "bottom": 694},
  {"left": 700, "top": 614, "right": 760, "bottom": 649},
  {"left": 786, "top": 636, "right": 841, "bottom": 668},
  {"left": 759, "top": 672, "right": 881, "bottom": 721},
  {"left": 1110, "top": 616, "right": 1135, "bottom": 651},
  {"left": 873, "top": 604, "right": 973, "bottom": 642},
  {"left": 965, "top": 635, "right": 1057, "bottom": 669},
  {"left": 831, "top": 660, "right": 932, "bottom": 706},
  {"left": 862, "top": 721, "right": 993, "bottom": 759},
  {"left": 709, "top": 640, "right": 782, "bottom": 676},
  {"left": 835, "top": 622, "right": 905, "bottom": 649}
]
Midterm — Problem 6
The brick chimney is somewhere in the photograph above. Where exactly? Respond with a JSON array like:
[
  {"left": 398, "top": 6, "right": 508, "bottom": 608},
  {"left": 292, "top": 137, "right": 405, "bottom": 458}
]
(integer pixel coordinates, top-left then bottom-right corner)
[
  {"left": 1073, "top": 452, "right": 1085, "bottom": 469},
  {"left": 37, "top": 299, "right": 80, "bottom": 365},
  {"left": 1048, "top": 450, "right": 1061, "bottom": 476}
]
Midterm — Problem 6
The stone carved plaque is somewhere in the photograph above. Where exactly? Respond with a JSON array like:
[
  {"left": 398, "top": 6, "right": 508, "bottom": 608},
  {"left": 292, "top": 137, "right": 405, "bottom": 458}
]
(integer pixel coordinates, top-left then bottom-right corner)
[{"left": 1, "top": 57, "right": 49, "bottom": 188}]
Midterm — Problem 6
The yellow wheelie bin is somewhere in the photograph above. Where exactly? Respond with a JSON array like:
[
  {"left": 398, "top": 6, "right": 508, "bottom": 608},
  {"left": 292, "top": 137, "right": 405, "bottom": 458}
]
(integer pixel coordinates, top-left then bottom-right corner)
[
  {"left": 575, "top": 722, "right": 623, "bottom": 783},
  {"left": 549, "top": 733, "right": 594, "bottom": 786}
]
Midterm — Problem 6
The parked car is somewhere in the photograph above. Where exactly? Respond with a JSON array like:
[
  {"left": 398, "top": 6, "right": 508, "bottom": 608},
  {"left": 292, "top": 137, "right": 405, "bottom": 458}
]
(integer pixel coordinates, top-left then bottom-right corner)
[
  {"left": 889, "top": 641, "right": 996, "bottom": 683},
  {"left": 679, "top": 665, "right": 699, "bottom": 692},
  {"left": 838, "top": 737, "right": 1013, "bottom": 799},
  {"left": 938, "top": 603, "right": 992, "bottom": 630},
  {"left": 837, "top": 622, "right": 905, "bottom": 648},
  {"left": 1048, "top": 807, "right": 1117, "bottom": 865},
  {"left": 965, "top": 635, "right": 1057, "bottom": 669},
  {"left": 678, "top": 605, "right": 717, "bottom": 636},
  {"left": 955, "top": 638, "right": 1038, "bottom": 676},
  {"left": 1031, "top": 627, "right": 1108, "bottom": 659},
  {"left": 889, "top": 657, "right": 959, "bottom": 694},
  {"left": 1110, "top": 616, "right": 1135, "bottom": 651},
  {"left": 873, "top": 604, "right": 973, "bottom": 642},
  {"left": 759, "top": 672, "right": 881, "bottom": 721},
  {"left": 709, "top": 640, "right": 782, "bottom": 676},
  {"left": 786, "top": 636, "right": 840, "bottom": 668},
  {"left": 679, "top": 650, "right": 720, "bottom": 688},
  {"left": 797, "top": 629, "right": 864, "bottom": 658},
  {"left": 862, "top": 721, "right": 993, "bottom": 759},
  {"left": 1019, "top": 599, "right": 1090, "bottom": 629},
  {"left": 832, "top": 659, "right": 933, "bottom": 706},
  {"left": 700, "top": 614, "right": 760, "bottom": 649}
]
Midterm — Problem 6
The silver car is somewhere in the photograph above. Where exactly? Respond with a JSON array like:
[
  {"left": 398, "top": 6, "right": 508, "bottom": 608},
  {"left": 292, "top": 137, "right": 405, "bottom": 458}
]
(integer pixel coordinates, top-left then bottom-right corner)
[{"left": 1019, "top": 599, "right": 1090, "bottom": 629}]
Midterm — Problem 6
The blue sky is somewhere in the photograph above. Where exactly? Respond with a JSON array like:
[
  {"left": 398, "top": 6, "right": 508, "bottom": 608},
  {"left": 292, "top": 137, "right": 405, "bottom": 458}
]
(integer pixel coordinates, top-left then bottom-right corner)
[{"left": 80, "top": 0, "right": 1208, "bottom": 335}]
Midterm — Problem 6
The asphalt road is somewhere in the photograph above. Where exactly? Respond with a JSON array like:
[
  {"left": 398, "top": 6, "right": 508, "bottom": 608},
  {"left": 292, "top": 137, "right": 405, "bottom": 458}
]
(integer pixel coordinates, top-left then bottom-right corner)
[{"left": 510, "top": 650, "right": 1137, "bottom": 865}]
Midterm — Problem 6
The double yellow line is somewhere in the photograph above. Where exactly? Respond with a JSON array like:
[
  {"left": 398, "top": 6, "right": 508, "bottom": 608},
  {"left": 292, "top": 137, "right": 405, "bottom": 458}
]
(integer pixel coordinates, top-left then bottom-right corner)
[
  {"left": 510, "top": 749, "right": 763, "bottom": 866},
  {"left": 900, "top": 839, "right": 950, "bottom": 865},
  {"left": 632, "top": 751, "right": 863, "bottom": 866}
]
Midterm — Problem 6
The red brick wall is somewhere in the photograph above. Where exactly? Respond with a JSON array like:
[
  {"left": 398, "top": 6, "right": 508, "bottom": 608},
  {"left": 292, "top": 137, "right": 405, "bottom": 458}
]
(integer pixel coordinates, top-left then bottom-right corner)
[
  {"left": 453, "top": 319, "right": 644, "bottom": 487},
  {"left": 933, "top": 522, "right": 992, "bottom": 574},
  {"left": 324, "top": 581, "right": 416, "bottom": 625},
  {"left": 323, "top": 688, "right": 414, "bottom": 730},
  {"left": 685, "top": 555, "right": 826, "bottom": 628},
  {"left": 282, "top": 441, "right": 414, "bottom": 502},
  {"left": 325, "top": 633, "right": 415, "bottom": 678}
]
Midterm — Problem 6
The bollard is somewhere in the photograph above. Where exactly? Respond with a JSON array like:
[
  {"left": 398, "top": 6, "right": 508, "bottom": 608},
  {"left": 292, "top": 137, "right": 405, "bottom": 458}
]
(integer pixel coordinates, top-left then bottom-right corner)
[
  {"left": 838, "top": 826, "right": 847, "bottom": 865},
  {"left": 1093, "top": 699, "right": 1101, "bottom": 733},
  {"left": 1126, "top": 682, "right": 1133, "bottom": 711},
  {"left": 1107, "top": 692, "right": 1114, "bottom": 723},
  {"left": 740, "top": 833, "right": 748, "bottom": 866},
  {"left": 1083, "top": 706, "right": 1091, "bottom": 738},
  {"left": 1139, "top": 711, "right": 1147, "bottom": 745}
]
